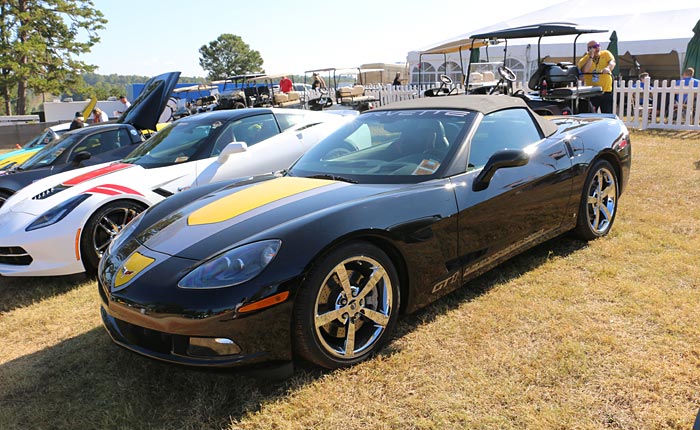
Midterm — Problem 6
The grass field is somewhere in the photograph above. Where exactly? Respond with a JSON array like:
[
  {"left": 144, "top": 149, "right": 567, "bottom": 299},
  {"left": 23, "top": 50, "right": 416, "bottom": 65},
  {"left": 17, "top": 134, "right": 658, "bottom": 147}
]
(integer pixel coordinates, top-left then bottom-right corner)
[{"left": 1, "top": 129, "right": 699, "bottom": 430}]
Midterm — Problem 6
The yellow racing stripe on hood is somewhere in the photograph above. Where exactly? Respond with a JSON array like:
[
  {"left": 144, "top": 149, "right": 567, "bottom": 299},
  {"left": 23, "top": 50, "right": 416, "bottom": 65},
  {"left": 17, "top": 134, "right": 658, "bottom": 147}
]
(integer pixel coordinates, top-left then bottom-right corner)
[
  {"left": 188, "top": 177, "right": 337, "bottom": 226},
  {"left": 115, "top": 252, "right": 155, "bottom": 288}
]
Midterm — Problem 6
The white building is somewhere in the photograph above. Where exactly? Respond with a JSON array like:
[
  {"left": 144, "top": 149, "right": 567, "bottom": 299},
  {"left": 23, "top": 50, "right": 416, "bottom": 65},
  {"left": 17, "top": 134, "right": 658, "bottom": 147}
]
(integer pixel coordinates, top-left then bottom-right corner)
[{"left": 408, "top": 1, "right": 700, "bottom": 86}]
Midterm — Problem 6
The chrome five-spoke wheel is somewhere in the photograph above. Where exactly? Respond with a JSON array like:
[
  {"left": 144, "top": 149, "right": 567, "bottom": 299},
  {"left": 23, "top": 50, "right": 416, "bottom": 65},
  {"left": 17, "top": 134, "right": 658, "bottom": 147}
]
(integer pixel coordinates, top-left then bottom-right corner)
[
  {"left": 575, "top": 160, "right": 619, "bottom": 240},
  {"left": 294, "top": 242, "right": 400, "bottom": 369}
]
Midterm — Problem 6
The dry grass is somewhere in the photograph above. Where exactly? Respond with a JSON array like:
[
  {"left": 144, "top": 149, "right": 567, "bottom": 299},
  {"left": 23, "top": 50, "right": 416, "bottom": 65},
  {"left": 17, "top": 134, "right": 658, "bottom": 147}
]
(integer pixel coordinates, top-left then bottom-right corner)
[{"left": 1, "top": 130, "right": 699, "bottom": 430}]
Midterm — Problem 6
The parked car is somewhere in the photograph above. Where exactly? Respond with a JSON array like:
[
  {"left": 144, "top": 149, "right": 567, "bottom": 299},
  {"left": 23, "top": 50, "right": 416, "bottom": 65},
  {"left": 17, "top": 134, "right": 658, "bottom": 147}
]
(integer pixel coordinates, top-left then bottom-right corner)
[
  {"left": 0, "top": 72, "right": 181, "bottom": 205},
  {"left": 97, "top": 95, "right": 631, "bottom": 371},
  {"left": 0, "top": 123, "right": 71, "bottom": 171},
  {"left": 0, "top": 108, "right": 355, "bottom": 277}
]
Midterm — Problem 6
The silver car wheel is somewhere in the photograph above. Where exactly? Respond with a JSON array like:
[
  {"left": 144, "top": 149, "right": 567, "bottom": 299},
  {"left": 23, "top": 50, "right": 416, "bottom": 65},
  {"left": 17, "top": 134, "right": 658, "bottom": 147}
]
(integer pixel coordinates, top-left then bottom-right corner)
[
  {"left": 91, "top": 206, "right": 141, "bottom": 257},
  {"left": 585, "top": 166, "right": 617, "bottom": 234},
  {"left": 313, "top": 256, "right": 393, "bottom": 360}
]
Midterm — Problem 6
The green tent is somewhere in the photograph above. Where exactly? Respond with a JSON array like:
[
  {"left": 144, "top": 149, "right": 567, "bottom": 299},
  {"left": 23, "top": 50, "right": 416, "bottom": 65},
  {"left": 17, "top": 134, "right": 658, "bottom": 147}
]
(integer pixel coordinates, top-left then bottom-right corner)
[
  {"left": 606, "top": 31, "right": 620, "bottom": 76},
  {"left": 470, "top": 47, "right": 480, "bottom": 65},
  {"left": 683, "top": 18, "right": 700, "bottom": 78}
]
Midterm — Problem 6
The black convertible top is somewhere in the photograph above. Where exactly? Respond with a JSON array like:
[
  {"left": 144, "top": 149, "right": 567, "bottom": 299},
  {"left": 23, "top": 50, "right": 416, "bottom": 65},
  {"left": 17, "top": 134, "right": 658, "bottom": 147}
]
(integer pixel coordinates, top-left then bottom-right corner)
[{"left": 372, "top": 95, "right": 559, "bottom": 137}]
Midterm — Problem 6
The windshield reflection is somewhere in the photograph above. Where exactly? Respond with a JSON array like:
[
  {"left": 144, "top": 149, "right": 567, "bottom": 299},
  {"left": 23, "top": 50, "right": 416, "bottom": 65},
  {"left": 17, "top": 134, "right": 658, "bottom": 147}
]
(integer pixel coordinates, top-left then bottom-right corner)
[{"left": 290, "top": 110, "right": 473, "bottom": 183}]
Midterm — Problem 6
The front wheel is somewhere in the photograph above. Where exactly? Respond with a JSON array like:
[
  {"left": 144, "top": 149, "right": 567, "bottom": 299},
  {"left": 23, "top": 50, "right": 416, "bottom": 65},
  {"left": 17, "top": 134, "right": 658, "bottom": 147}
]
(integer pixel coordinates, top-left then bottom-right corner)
[
  {"left": 0, "top": 190, "right": 11, "bottom": 207},
  {"left": 574, "top": 160, "right": 619, "bottom": 240},
  {"left": 80, "top": 200, "right": 147, "bottom": 275},
  {"left": 293, "top": 242, "right": 400, "bottom": 369}
]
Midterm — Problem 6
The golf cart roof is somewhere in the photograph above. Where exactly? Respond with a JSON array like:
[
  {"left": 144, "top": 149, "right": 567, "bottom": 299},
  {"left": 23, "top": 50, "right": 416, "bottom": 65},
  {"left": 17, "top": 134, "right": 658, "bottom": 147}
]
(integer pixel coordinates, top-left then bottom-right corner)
[
  {"left": 211, "top": 73, "right": 267, "bottom": 84},
  {"left": 247, "top": 73, "right": 293, "bottom": 82},
  {"left": 305, "top": 67, "right": 337, "bottom": 74},
  {"left": 470, "top": 22, "right": 607, "bottom": 40},
  {"left": 172, "top": 84, "right": 218, "bottom": 93}
]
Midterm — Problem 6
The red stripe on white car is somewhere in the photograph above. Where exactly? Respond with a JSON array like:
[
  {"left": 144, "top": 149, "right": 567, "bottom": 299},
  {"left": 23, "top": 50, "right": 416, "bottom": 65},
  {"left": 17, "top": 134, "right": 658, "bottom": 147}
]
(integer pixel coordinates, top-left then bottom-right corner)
[
  {"left": 84, "top": 184, "right": 143, "bottom": 196},
  {"left": 62, "top": 163, "right": 134, "bottom": 186}
]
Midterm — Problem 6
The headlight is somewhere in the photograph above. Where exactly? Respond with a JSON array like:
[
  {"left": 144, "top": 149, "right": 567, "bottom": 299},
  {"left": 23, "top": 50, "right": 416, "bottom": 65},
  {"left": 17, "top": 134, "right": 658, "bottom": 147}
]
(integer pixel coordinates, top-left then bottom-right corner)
[
  {"left": 178, "top": 240, "right": 281, "bottom": 289},
  {"left": 26, "top": 194, "right": 90, "bottom": 231}
]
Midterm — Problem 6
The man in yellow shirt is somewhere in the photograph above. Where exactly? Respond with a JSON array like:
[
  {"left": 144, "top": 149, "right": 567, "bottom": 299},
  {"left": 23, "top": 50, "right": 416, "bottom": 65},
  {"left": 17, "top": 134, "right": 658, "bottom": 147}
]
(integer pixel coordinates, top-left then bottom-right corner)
[{"left": 578, "top": 40, "right": 616, "bottom": 113}]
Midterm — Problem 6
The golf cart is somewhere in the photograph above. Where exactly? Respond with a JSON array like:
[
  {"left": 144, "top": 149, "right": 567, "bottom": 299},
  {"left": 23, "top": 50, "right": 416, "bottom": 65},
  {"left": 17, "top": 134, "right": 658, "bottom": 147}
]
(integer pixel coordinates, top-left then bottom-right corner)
[
  {"left": 246, "top": 74, "right": 303, "bottom": 108},
  {"left": 304, "top": 67, "right": 379, "bottom": 111},
  {"left": 468, "top": 23, "right": 608, "bottom": 115},
  {"left": 212, "top": 73, "right": 267, "bottom": 109}
]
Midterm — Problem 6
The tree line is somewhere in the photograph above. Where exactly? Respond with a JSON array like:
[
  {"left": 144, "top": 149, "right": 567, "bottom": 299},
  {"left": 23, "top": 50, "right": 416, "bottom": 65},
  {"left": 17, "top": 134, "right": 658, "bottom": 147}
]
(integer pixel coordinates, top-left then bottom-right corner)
[{"left": 1, "top": 1, "right": 266, "bottom": 116}]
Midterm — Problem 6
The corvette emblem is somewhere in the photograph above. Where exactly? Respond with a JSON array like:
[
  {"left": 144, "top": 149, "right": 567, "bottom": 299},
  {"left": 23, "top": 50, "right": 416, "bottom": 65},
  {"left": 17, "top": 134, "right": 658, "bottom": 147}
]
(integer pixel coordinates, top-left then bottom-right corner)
[{"left": 114, "top": 252, "right": 155, "bottom": 289}]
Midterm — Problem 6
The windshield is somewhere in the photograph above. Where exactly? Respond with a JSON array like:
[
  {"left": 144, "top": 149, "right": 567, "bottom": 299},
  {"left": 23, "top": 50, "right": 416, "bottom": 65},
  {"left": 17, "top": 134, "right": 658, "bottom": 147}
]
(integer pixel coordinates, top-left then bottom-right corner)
[
  {"left": 291, "top": 110, "right": 474, "bottom": 183},
  {"left": 24, "top": 128, "right": 61, "bottom": 150},
  {"left": 19, "top": 132, "right": 83, "bottom": 169},
  {"left": 123, "top": 114, "right": 239, "bottom": 168}
]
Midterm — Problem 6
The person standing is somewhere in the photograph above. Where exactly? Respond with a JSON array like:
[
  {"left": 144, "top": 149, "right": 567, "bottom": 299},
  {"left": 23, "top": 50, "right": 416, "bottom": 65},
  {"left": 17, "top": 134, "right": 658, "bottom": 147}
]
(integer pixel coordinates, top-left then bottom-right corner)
[
  {"left": 578, "top": 40, "right": 616, "bottom": 113},
  {"left": 92, "top": 107, "right": 109, "bottom": 123},
  {"left": 311, "top": 72, "right": 326, "bottom": 90},
  {"left": 279, "top": 76, "right": 293, "bottom": 93},
  {"left": 392, "top": 72, "right": 402, "bottom": 87},
  {"left": 116, "top": 95, "right": 131, "bottom": 115}
]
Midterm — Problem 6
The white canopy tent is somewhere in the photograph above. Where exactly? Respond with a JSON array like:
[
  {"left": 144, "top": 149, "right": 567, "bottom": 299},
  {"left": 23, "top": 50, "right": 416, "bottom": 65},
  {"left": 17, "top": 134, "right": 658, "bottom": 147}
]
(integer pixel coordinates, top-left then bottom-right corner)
[{"left": 408, "top": 1, "right": 700, "bottom": 84}]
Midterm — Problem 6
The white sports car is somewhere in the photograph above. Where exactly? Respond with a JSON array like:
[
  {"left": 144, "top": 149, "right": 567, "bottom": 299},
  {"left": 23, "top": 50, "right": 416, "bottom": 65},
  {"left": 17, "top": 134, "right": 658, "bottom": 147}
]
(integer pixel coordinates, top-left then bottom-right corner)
[{"left": 0, "top": 107, "right": 355, "bottom": 277}]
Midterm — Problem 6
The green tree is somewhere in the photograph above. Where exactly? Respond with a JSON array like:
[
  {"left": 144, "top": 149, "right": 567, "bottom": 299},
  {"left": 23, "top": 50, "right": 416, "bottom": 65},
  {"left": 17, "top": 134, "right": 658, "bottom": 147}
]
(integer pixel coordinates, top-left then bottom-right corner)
[
  {"left": 199, "top": 34, "right": 264, "bottom": 80},
  {"left": 0, "top": 0, "right": 106, "bottom": 115}
]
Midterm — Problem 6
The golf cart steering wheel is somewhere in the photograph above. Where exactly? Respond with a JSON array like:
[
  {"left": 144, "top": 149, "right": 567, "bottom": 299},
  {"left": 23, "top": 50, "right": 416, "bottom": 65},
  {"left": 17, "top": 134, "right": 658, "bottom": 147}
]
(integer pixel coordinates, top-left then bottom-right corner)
[
  {"left": 497, "top": 65, "right": 517, "bottom": 82},
  {"left": 439, "top": 74, "right": 453, "bottom": 85}
]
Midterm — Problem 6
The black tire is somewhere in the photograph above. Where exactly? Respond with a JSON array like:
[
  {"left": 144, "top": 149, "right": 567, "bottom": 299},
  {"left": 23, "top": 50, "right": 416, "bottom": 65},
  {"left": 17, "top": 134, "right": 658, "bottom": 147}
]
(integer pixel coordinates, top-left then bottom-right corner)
[
  {"left": 293, "top": 241, "right": 400, "bottom": 369},
  {"left": 80, "top": 200, "right": 147, "bottom": 275},
  {"left": 233, "top": 101, "right": 246, "bottom": 109},
  {"left": 0, "top": 190, "right": 11, "bottom": 207},
  {"left": 574, "top": 160, "right": 619, "bottom": 240}
]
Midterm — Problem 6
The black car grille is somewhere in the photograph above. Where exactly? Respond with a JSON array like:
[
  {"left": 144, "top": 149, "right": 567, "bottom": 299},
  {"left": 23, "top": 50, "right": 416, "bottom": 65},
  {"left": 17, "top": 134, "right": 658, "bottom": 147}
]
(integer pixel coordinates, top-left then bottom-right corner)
[
  {"left": 113, "top": 317, "right": 187, "bottom": 355},
  {"left": 0, "top": 247, "right": 32, "bottom": 265}
]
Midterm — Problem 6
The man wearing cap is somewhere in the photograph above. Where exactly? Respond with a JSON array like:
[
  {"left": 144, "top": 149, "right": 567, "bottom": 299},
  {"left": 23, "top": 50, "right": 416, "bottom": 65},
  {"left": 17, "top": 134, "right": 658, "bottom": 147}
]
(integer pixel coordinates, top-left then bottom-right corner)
[
  {"left": 69, "top": 111, "right": 85, "bottom": 130},
  {"left": 578, "top": 40, "right": 616, "bottom": 114}
]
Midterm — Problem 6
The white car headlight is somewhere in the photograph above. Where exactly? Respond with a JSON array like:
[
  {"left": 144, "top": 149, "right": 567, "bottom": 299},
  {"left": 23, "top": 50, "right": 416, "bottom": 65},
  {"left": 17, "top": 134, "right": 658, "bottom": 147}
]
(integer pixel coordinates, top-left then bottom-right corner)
[
  {"left": 26, "top": 194, "right": 90, "bottom": 231},
  {"left": 178, "top": 240, "right": 281, "bottom": 289}
]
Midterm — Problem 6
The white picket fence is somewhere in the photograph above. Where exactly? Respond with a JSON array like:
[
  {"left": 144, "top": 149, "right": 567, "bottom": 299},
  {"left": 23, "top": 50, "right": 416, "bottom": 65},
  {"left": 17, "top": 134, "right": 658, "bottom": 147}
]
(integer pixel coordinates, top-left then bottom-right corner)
[
  {"left": 613, "top": 78, "right": 700, "bottom": 131},
  {"left": 312, "top": 81, "right": 700, "bottom": 131}
]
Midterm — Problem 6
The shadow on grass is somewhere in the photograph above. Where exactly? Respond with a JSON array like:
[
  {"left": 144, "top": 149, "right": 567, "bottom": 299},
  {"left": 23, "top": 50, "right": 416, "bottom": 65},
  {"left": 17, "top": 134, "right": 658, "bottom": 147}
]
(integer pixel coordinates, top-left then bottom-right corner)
[
  {"left": 387, "top": 233, "right": 588, "bottom": 348},
  {"left": 0, "top": 273, "right": 90, "bottom": 313},
  {"left": 0, "top": 327, "right": 294, "bottom": 430},
  {"left": 0, "top": 235, "right": 588, "bottom": 430}
]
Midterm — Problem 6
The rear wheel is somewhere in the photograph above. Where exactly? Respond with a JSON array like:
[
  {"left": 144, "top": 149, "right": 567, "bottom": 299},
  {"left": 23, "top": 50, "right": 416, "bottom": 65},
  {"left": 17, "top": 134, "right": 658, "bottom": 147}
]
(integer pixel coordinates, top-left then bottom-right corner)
[
  {"left": 293, "top": 242, "right": 400, "bottom": 369},
  {"left": 80, "top": 200, "right": 147, "bottom": 274},
  {"left": 574, "top": 160, "right": 618, "bottom": 240}
]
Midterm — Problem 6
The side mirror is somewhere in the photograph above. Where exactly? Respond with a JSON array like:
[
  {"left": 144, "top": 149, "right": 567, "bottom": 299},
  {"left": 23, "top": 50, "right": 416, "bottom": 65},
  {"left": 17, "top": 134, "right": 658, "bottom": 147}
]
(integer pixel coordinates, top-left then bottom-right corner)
[
  {"left": 472, "top": 149, "right": 529, "bottom": 192},
  {"left": 71, "top": 151, "right": 91, "bottom": 165},
  {"left": 217, "top": 141, "right": 248, "bottom": 164}
]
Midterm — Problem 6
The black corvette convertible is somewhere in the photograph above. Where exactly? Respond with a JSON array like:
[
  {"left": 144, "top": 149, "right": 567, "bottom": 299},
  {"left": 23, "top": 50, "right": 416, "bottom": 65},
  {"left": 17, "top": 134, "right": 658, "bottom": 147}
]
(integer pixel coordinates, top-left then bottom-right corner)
[{"left": 98, "top": 95, "right": 631, "bottom": 370}]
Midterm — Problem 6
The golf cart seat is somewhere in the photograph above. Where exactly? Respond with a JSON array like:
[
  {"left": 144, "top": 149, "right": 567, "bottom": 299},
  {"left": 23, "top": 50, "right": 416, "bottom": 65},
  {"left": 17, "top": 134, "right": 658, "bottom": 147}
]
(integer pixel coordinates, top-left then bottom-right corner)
[
  {"left": 273, "top": 91, "right": 301, "bottom": 107},
  {"left": 339, "top": 85, "right": 374, "bottom": 104},
  {"left": 529, "top": 62, "right": 580, "bottom": 91},
  {"left": 549, "top": 85, "right": 603, "bottom": 99}
]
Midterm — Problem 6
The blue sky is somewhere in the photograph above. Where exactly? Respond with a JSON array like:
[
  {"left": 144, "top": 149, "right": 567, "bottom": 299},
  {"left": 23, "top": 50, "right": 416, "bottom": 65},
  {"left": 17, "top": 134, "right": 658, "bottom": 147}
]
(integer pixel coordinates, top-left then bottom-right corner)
[{"left": 80, "top": 0, "right": 565, "bottom": 78}]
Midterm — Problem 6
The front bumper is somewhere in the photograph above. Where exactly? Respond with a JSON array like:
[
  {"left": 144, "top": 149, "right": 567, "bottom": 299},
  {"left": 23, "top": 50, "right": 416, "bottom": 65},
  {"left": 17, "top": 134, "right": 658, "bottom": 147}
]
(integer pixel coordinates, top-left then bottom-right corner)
[
  {"left": 0, "top": 211, "right": 85, "bottom": 276},
  {"left": 98, "top": 266, "right": 295, "bottom": 368}
]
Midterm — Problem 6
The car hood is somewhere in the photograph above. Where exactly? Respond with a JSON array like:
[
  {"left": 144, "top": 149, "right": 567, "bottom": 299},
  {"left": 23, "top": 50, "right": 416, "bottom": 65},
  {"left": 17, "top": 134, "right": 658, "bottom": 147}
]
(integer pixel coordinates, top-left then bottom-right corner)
[
  {"left": 1, "top": 158, "right": 199, "bottom": 218},
  {"left": 134, "top": 176, "right": 409, "bottom": 260},
  {"left": 118, "top": 71, "right": 181, "bottom": 131}
]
